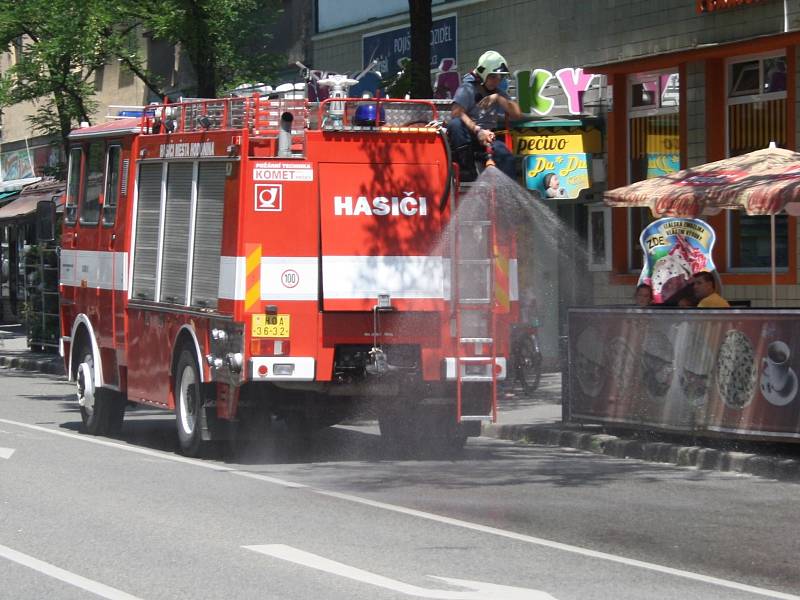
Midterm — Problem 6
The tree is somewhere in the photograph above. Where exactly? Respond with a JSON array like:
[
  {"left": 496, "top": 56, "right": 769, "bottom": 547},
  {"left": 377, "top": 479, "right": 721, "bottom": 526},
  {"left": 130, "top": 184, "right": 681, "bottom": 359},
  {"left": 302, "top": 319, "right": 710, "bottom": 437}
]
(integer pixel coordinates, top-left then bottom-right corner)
[
  {"left": 0, "top": 0, "right": 135, "bottom": 158},
  {"left": 407, "top": 0, "right": 433, "bottom": 98},
  {"left": 121, "top": 0, "right": 284, "bottom": 99}
]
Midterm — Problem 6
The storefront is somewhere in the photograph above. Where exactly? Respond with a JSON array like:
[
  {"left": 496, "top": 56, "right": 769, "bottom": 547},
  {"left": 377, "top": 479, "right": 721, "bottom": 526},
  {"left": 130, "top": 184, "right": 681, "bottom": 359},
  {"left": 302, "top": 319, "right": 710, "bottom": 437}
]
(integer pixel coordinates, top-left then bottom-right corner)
[
  {"left": 588, "top": 31, "right": 800, "bottom": 306},
  {"left": 0, "top": 179, "right": 63, "bottom": 350}
]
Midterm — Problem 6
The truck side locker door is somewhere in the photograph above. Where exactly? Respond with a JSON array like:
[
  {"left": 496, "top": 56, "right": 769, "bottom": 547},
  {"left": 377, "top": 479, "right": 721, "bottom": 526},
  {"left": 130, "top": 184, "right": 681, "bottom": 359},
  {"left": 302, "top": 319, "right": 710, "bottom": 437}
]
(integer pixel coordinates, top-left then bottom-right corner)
[{"left": 98, "top": 143, "right": 127, "bottom": 386}]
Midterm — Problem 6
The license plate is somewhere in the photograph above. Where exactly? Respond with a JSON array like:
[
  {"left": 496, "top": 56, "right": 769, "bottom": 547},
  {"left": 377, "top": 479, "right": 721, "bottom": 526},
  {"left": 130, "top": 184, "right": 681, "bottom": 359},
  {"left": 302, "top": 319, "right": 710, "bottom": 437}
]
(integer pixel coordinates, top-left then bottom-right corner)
[{"left": 251, "top": 314, "right": 290, "bottom": 338}]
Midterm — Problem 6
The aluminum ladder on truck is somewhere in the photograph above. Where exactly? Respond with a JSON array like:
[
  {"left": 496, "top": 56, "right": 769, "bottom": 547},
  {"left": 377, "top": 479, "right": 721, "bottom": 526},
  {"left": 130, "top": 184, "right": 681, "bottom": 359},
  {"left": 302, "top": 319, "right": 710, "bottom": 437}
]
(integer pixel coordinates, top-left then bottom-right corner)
[{"left": 453, "top": 181, "right": 499, "bottom": 424}]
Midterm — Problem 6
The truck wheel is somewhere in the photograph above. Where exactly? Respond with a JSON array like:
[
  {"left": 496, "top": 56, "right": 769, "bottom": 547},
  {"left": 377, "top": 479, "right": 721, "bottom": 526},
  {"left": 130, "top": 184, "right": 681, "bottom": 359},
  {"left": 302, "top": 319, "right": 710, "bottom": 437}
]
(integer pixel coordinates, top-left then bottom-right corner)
[
  {"left": 174, "top": 349, "right": 205, "bottom": 457},
  {"left": 76, "top": 345, "right": 122, "bottom": 436}
]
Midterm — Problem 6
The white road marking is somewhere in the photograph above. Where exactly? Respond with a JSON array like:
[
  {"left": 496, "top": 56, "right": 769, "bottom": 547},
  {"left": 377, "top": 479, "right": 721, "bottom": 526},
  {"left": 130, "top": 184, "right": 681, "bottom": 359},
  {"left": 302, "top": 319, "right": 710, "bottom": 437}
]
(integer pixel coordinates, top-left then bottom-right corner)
[
  {"left": 2, "top": 417, "right": 798, "bottom": 599},
  {"left": 0, "top": 543, "right": 143, "bottom": 600},
  {"left": 245, "top": 544, "right": 556, "bottom": 599},
  {"left": 0, "top": 446, "right": 15, "bottom": 459}
]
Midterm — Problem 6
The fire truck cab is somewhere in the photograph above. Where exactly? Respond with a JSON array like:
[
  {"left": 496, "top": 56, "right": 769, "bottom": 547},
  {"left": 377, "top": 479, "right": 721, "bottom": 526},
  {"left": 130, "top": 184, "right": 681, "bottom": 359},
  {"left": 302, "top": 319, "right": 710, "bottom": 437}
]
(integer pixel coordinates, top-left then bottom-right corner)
[{"left": 59, "top": 89, "right": 518, "bottom": 456}]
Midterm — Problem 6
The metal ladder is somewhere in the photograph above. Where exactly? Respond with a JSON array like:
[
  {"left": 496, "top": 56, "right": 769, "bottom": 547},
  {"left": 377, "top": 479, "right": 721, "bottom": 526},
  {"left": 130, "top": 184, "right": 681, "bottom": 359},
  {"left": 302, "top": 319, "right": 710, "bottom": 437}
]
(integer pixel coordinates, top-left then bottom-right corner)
[{"left": 453, "top": 181, "right": 499, "bottom": 424}]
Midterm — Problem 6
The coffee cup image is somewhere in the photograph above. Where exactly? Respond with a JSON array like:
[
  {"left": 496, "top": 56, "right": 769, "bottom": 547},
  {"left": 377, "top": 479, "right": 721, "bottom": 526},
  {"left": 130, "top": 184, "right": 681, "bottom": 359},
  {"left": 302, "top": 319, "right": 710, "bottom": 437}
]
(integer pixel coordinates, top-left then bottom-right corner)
[
  {"left": 763, "top": 341, "right": 790, "bottom": 392},
  {"left": 760, "top": 340, "right": 797, "bottom": 406},
  {"left": 575, "top": 326, "right": 606, "bottom": 397}
]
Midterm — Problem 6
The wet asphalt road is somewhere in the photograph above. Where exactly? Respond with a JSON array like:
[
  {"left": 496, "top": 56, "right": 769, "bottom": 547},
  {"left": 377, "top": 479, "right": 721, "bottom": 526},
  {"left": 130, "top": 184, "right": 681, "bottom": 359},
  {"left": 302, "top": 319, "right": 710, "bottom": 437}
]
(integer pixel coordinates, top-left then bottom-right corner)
[{"left": 1, "top": 369, "right": 799, "bottom": 600}]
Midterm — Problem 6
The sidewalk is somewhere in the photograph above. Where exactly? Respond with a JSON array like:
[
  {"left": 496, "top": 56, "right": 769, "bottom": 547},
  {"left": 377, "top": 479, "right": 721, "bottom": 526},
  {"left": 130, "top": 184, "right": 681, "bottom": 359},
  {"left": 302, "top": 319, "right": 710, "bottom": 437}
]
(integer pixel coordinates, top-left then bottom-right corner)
[
  {"left": 0, "top": 324, "right": 64, "bottom": 375},
  {"left": 0, "top": 327, "right": 797, "bottom": 482},
  {"left": 490, "top": 373, "right": 800, "bottom": 483}
]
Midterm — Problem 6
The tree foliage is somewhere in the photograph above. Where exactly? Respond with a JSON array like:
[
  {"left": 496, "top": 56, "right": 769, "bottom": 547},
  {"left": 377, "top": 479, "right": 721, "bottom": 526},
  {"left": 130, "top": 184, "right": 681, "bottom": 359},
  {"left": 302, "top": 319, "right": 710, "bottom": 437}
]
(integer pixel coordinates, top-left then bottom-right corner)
[
  {"left": 0, "top": 0, "right": 283, "bottom": 165},
  {"left": 407, "top": 0, "right": 432, "bottom": 99},
  {"left": 0, "top": 0, "right": 124, "bottom": 152},
  {"left": 121, "top": 0, "right": 284, "bottom": 99}
]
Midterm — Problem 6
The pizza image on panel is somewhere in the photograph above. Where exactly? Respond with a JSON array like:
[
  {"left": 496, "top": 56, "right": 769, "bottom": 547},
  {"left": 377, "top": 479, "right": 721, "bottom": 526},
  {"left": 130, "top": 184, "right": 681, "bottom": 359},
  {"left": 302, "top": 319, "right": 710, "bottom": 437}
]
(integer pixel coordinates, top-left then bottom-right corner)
[{"left": 716, "top": 329, "right": 757, "bottom": 410}]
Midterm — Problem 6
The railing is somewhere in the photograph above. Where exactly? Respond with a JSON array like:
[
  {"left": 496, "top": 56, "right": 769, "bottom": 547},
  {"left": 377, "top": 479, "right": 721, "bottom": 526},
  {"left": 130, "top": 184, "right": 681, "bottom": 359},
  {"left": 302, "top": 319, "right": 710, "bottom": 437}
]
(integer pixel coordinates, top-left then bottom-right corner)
[
  {"left": 316, "top": 97, "right": 448, "bottom": 131},
  {"left": 138, "top": 95, "right": 453, "bottom": 157}
]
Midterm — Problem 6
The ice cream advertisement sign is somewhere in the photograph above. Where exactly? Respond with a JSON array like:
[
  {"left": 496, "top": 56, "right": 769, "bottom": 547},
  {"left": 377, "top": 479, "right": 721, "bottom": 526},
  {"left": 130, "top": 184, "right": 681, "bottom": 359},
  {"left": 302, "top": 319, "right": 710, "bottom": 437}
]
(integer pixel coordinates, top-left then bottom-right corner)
[
  {"left": 638, "top": 218, "right": 716, "bottom": 303},
  {"left": 524, "top": 153, "right": 590, "bottom": 200}
]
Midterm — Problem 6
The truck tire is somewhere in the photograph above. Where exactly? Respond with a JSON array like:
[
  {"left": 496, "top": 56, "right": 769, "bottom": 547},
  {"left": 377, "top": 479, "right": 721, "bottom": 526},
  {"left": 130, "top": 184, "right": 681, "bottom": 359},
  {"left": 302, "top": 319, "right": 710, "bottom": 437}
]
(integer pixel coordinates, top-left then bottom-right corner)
[
  {"left": 174, "top": 349, "right": 205, "bottom": 457},
  {"left": 76, "top": 345, "right": 124, "bottom": 436}
]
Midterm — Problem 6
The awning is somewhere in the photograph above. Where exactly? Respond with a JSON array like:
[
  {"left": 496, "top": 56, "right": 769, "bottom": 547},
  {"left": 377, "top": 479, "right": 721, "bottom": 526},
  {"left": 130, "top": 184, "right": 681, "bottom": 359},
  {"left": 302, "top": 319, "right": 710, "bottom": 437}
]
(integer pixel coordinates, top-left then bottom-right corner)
[
  {"left": 0, "top": 187, "right": 64, "bottom": 222},
  {"left": 584, "top": 30, "right": 800, "bottom": 75},
  {"left": 0, "top": 177, "right": 41, "bottom": 193},
  {"left": 604, "top": 146, "right": 800, "bottom": 217}
]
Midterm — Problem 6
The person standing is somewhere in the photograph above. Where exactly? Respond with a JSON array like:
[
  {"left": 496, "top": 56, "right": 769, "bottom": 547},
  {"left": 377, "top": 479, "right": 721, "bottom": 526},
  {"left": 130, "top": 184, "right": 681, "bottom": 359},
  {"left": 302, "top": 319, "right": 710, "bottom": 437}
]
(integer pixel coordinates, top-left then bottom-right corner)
[
  {"left": 634, "top": 283, "right": 653, "bottom": 307},
  {"left": 691, "top": 271, "right": 730, "bottom": 308},
  {"left": 447, "top": 50, "right": 522, "bottom": 181}
]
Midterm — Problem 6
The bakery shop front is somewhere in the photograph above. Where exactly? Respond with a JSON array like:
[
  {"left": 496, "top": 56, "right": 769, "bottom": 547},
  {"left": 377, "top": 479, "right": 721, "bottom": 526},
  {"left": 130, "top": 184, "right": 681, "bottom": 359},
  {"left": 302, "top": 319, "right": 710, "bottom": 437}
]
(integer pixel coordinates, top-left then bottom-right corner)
[{"left": 561, "top": 30, "right": 800, "bottom": 442}]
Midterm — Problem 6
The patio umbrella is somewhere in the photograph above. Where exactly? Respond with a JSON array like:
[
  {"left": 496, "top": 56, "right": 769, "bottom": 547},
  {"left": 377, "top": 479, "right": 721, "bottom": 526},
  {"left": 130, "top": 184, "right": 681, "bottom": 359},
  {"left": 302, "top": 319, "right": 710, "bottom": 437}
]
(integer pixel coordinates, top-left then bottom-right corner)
[{"left": 604, "top": 145, "right": 800, "bottom": 306}]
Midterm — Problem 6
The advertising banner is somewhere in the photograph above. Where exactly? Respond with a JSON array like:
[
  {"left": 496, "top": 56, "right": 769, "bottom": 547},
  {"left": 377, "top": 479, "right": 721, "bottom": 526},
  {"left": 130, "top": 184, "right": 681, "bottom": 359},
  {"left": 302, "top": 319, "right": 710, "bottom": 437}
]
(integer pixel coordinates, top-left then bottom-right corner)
[
  {"left": 0, "top": 148, "right": 35, "bottom": 181},
  {"left": 362, "top": 15, "right": 456, "bottom": 78},
  {"left": 524, "top": 154, "right": 590, "bottom": 200},
  {"left": 638, "top": 217, "right": 716, "bottom": 303},
  {"left": 568, "top": 308, "right": 800, "bottom": 441},
  {"left": 646, "top": 133, "right": 680, "bottom": 178}
]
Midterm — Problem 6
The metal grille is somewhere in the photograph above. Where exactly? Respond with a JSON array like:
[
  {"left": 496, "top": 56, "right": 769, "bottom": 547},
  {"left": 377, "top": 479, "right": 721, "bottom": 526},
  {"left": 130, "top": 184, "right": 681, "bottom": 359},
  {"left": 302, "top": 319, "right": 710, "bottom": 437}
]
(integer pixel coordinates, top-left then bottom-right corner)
[
  {"left": 120, "top": 159, "right": 129, "bottom": 196},
  {"left": 131, "top": 163, "right": 163, "bottom": 300},
  {"left": 160, "top": 163, "right": 193, "bottom": 304},
  {"left": 191, "top": 163, "right": 226, "bottom": 308}
]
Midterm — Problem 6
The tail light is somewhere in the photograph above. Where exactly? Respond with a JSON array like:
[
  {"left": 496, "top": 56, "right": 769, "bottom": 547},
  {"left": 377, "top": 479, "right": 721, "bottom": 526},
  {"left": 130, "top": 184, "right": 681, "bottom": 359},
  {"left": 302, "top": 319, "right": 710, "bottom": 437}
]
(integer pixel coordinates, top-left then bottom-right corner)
[{"left": 250, "top": 339, "right": 290, "bottom": 356}]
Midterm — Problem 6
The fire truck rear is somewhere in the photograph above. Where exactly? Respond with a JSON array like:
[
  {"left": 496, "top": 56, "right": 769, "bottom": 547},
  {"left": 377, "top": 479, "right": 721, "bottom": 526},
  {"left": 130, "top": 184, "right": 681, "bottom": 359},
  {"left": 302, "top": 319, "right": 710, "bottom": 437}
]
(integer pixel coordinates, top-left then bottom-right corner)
[{"left": 59, "top": 90, "right": 518, "bottom": 456}]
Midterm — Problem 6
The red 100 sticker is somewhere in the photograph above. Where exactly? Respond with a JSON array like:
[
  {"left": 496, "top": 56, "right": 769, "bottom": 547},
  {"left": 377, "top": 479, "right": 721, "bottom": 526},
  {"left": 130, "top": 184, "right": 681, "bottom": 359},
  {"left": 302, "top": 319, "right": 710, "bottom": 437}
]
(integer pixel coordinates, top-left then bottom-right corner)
[{"left": 281, "top": 269, "right": 299, "bottom": 288}]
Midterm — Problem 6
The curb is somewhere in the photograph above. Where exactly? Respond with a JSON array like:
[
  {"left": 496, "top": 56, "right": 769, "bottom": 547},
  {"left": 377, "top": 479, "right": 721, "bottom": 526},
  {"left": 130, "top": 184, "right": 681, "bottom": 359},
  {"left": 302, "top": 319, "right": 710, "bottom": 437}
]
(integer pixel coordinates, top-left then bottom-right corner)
[
  {"left": 483, "top": 424, "right": 800, "bottom": 483},
  {"left": 0, "top": 355, "right": 65, "bottom": 376}
]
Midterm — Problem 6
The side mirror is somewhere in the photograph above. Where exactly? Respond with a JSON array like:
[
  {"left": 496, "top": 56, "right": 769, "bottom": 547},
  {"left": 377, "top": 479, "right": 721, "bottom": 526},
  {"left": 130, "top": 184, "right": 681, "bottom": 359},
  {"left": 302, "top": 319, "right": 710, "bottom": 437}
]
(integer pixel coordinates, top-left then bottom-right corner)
[{"left": 35, "top": 199, "right": 56, "bottom": 242}]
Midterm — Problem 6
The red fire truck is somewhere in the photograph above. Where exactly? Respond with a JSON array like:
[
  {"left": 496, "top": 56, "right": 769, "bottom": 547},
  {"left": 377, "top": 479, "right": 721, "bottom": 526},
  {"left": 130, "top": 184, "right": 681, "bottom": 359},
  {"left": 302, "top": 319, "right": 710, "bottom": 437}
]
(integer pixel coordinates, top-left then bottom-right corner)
[{"left": 59, "top": 89, "right": 518, "bottom": 456}]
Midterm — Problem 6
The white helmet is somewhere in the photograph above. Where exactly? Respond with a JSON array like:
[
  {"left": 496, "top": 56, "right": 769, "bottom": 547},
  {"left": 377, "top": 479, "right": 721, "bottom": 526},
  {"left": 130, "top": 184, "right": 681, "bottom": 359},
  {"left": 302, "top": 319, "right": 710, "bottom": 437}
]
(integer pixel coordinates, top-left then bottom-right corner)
[{"left": 475, "top": 50, "right": 509, "bottom": 82}]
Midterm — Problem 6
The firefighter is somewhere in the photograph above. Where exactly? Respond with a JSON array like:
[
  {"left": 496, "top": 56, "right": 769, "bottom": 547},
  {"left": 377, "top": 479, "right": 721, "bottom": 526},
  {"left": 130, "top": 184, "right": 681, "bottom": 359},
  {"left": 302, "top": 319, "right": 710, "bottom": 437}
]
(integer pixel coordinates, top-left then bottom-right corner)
[{"left": 447, "top": 50, "right": 522, "bottom": 182}]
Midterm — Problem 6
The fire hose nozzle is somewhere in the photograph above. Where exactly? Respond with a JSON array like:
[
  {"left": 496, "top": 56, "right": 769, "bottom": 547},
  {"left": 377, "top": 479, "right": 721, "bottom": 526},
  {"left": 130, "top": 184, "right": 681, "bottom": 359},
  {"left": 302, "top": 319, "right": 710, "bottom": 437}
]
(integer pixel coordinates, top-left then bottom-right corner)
[{"left": 484, "top": 142, "right": 496, "bottom": 168}]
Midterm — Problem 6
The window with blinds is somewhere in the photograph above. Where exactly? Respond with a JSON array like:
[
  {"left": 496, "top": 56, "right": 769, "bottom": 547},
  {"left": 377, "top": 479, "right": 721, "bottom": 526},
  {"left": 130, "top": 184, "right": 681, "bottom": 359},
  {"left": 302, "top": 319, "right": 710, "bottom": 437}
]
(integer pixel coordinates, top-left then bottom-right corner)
[
  {"left": 159, "top": 163, "right": 194, "bottom": 304},
  {"left": 727, "top": 53, "right": 788, "bottom": 270},
  {"left": 191, "top": 163, "right": 226, "bottom": 308},
  {"left": 131, "top": 163, "right": 164, "bottom": 300},
  {"left": 627, "top": 71, "right": 680, "bottom": 272}
]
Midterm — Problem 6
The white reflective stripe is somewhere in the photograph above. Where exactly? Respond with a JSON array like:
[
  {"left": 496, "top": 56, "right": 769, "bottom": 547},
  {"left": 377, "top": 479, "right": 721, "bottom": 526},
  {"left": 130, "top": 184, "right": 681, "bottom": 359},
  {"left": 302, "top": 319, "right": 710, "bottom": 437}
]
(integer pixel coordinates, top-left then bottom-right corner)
[
  {"left": 509, "top": 258, "right": 519, "bottom": 301},
  {"left": 250, "top": 357, "right": 315, "bottom": 381},
  {"left": 218, "top": 255, "right": 454, "bottom": 302},
  {"left": 59, "top": 249, "right": 128, "bottom": 291},
  {"left": 443, "top": 357, "right": 506, "bottom": 380},
  {"left": 261, "top": 257, "right": 318, "bottom": 301},
  {"left": 218, "top": 256, "right": 245, "bottom": 300},
  {"left": 322, "top": 255, "right": 446, "bottom": 299}
]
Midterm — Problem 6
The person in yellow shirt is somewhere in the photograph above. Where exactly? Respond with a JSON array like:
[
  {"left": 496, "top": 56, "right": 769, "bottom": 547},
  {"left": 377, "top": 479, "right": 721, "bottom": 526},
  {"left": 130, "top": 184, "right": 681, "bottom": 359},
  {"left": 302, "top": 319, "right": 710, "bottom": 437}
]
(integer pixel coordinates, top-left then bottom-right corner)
[{"left": 691, "top": 271, "right": 730, "bottom": 308}]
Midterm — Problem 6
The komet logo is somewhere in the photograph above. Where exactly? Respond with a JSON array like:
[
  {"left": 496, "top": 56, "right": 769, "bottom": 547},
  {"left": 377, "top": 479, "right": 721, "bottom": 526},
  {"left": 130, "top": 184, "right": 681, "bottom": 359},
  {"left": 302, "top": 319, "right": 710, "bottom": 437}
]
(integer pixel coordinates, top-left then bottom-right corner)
[{"left": 255, "top": 184, "right": 282, "bottom": 212}]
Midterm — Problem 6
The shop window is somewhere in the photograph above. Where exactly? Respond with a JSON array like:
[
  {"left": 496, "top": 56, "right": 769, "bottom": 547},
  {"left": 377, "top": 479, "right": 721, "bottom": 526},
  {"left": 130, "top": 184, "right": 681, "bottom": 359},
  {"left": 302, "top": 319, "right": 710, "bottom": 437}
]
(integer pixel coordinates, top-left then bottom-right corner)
[
  {"left": 627, "top": 70, "right": 679, "bottom": 272},
  {"left": 64, "top": 147, "right": 82, "bottom": 224},
  {"left": 79, "top": 142, "right": 104, "bottom": 225},
  {"left": 728, "top": 212, "right": 788, "bottom": 270},
  {"left": 102, "top": 145, "right": 121, "bottom": 226},
  {"left": 727, "top": 53, "right": 788, "bottom": 271}
]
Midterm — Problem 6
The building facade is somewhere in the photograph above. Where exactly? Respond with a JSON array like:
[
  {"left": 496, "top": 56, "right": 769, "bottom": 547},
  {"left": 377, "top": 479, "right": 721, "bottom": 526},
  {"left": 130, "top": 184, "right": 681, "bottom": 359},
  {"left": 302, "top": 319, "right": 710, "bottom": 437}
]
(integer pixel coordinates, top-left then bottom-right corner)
[{"left": 311, "top": 0, "right": 800, "bottom": 363}]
